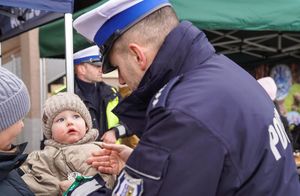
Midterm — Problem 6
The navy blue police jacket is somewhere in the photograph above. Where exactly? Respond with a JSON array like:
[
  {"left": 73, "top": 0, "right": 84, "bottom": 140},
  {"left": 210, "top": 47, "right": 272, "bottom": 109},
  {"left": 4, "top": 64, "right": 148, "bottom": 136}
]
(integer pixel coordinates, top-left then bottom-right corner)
[{"left": 113, "top": 21, "right": 300, "bottom": 196}]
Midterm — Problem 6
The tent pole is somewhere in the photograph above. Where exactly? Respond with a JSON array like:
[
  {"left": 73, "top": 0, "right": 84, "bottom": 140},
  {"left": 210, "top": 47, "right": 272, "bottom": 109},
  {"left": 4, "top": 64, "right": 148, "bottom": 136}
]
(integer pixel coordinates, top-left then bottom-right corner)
[
  {"left": 39, "top": 58, "right": 46, "bottom": 140},
  {"left": 64, "top": 13, "right": 74, "bottom": 93}
]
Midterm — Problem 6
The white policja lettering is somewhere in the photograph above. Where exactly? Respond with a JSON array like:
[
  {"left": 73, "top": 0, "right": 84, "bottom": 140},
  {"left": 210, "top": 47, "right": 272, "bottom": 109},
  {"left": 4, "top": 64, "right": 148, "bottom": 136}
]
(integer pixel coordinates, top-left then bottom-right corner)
[{"left": 268, "top": 109, "right": 290, "bottom": 161}]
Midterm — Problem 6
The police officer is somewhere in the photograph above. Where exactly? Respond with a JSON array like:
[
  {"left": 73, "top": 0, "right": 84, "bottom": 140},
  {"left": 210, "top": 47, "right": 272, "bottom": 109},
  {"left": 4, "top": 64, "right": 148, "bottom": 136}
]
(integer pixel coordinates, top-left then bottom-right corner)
[
  {"left": 74, "top": 0, "right": 300, "bottom": 195},
  {"left": 74, "top": 46, "right": 127, "bottom": 143}
]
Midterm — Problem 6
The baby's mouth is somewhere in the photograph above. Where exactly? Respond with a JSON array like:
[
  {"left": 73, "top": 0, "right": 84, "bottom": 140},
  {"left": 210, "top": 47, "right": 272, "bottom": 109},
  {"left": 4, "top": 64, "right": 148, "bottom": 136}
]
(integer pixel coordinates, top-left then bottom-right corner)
[{"left": 67, "top": 128, "right": 78, "bottom": 134}]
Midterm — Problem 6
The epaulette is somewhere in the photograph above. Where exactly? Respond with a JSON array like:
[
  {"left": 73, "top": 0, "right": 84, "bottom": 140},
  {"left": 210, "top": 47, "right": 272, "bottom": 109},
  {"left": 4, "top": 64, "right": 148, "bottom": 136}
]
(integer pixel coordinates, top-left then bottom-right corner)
[{"left": 149, "top": 75, "right": 183, "bottom": 112}]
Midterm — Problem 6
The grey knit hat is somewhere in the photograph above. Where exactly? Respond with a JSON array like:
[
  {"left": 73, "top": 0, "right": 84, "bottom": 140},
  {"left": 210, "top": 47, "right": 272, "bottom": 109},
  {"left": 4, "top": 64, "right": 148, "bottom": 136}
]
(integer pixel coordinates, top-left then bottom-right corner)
[
  {"left": 42, "top": 92, "right": 93, "bottom": 139},
  {"left": 0, "top": 67, "right": 30, "bottom": 131}
]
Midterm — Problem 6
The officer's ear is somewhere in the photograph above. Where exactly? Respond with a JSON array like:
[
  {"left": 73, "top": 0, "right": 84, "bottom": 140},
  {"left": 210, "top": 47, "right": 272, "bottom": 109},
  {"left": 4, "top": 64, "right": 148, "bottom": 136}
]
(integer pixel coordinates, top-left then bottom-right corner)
[
  {"left": 128, "top": 43, "right": 147, "bottom": 71},
  {"left": 76, "top": 63, "right": 87, "bottom": 74}
]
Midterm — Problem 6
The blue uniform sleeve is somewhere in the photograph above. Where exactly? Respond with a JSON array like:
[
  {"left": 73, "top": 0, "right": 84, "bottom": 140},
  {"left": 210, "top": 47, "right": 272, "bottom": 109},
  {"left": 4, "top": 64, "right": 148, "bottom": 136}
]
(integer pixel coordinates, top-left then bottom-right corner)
[{"left": 115, "top": 108, "right": 230, "bottom": 196}]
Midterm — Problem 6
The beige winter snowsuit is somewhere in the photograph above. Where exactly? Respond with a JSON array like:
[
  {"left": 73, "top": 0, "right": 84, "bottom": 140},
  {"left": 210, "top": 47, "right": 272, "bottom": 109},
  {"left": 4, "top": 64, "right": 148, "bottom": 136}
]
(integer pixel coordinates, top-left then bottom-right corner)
[{"left": 20, "top": 129, "right": 115, "bottom": 196}]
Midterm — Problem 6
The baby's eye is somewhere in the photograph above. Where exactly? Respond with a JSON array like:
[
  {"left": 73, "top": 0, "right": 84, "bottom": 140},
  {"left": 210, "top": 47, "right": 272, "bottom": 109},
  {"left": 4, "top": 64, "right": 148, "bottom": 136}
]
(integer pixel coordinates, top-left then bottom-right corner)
[
  {"left": 73, "top": 114, "right": 81, "bottom": 119},
  {"left": 56, "top": 118, "right": 65, "bottom": 123}
]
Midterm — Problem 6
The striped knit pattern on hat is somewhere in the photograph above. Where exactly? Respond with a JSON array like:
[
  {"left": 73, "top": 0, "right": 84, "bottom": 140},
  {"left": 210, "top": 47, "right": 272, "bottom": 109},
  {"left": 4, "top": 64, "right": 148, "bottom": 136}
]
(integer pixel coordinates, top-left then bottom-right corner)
[
  {"left": 0, "top": 67, "right": 30, "bottom": 131},
  {"left": 43, "top": 92, "right": 93, "bottom": 139}
]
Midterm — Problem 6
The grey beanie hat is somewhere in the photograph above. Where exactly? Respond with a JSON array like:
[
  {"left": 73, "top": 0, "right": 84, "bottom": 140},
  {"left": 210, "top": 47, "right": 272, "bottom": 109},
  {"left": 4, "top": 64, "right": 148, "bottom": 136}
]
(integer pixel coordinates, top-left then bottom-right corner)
[
  {"left": 0, "top": 67, "right": 30, "bottom": 131},
  {"left": 42, "top": 92, "right": 93, "bottom": 139}
]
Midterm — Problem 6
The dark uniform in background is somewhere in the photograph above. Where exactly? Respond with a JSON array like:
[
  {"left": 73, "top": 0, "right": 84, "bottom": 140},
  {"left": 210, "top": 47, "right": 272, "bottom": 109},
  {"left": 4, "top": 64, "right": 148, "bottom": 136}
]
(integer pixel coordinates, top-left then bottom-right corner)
[
  {"left": 73, "top": 46, "right": 128, "bottom": 140},
  {"left": 74, "top": 77, "right": 122, "bottom": 138}
]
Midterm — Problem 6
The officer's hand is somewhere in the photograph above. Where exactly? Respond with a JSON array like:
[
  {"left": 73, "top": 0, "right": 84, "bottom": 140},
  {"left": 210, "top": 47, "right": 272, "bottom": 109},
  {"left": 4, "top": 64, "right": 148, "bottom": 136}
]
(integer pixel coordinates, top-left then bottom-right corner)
[
  {"left": 86, "top": 143, "right": 133, "bottom": 175},
  {"left": 102, "top": 143, "right": 133, "bottom": 162},
  {"left": 101, "top": 129, "right": 117, "bottom": 144}
]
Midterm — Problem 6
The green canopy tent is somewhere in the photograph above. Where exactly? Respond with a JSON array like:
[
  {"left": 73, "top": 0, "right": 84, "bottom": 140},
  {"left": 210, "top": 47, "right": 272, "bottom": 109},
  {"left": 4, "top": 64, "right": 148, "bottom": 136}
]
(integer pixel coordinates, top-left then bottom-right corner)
[
  {"left": 39, "top": 1, "right": 104, "bottom": 58},
  {"left": 173, "top": 0, "right": 300, "bottom": 31},
  {"left": 40, "top": 0, "right": 300, "bottom": 65}
]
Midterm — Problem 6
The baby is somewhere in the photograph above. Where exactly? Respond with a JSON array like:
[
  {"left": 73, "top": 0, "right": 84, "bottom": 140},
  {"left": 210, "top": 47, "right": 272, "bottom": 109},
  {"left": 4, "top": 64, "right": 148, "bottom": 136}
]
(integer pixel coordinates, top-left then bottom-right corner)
[{"left": 20, "top": 92, "right": 115, "bottom": 195}]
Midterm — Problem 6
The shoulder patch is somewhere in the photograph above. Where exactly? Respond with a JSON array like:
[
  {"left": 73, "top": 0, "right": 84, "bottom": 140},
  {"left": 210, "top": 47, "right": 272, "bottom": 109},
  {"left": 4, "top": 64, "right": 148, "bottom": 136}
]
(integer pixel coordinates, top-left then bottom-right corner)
[{"left": 150, "top": 75, "right": 183, "bottom": 110}]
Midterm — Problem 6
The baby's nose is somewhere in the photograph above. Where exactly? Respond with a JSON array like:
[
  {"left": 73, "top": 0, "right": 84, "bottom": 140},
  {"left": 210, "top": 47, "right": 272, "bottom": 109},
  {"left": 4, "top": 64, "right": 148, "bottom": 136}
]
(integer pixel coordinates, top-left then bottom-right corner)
[{"left": 66, "top": 118, "right": 74, "bottom": 126}]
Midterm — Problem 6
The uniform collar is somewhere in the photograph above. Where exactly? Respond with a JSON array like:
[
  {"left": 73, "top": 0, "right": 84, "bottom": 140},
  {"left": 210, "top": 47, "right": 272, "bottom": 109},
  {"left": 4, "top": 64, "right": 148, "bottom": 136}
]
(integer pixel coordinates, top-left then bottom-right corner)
[{"left": 75, "top": 77, "right": 97, "bottom": 91}]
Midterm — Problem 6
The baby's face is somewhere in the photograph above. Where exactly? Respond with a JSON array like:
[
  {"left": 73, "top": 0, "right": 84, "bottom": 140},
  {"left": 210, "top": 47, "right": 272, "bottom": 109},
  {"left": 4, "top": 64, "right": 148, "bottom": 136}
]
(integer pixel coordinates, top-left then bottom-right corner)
[{"left": 51, "top": 110, "right": 87, "bottom": 144}]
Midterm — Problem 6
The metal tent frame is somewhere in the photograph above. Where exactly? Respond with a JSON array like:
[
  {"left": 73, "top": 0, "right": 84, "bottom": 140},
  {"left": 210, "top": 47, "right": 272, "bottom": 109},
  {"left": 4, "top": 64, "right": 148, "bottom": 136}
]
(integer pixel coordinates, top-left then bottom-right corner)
[{"left": 206, "top": 30, "right": 300, "bottom": 61}]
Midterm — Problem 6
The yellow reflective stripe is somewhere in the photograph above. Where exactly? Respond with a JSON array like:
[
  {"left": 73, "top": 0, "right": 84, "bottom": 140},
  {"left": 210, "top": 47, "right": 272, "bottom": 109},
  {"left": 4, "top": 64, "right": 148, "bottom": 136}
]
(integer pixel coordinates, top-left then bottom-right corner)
[
  {"left": 53, "top": 85, "right": 67, "bottom": 95},
  {"left": 106, "top": 96, "right": 119, "bottom": 129}
]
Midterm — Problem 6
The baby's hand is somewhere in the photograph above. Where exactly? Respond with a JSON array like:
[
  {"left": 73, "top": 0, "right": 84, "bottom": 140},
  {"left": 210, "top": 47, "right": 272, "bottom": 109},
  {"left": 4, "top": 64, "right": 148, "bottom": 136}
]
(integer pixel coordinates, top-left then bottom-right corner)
[{"left": 59, "top": 180, "right": 74, "bottom": 194}]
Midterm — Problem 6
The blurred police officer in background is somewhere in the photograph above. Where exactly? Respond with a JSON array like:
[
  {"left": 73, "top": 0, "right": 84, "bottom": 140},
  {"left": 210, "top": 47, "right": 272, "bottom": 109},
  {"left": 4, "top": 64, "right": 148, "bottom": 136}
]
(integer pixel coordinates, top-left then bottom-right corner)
[
  {"left": 74, "top": 46, "right": 128, "bottom": 143},
  {"left": 74, "top": 0, "right": 300, "bottom": 195}
]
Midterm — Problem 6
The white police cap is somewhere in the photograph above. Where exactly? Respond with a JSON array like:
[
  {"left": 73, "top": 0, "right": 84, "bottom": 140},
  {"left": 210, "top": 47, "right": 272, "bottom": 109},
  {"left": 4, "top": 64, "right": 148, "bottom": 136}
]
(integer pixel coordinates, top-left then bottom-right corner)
[
  {"left": 73, "top": 45, "right": 102, "bottom": 66},
  {"left": 73, "top": 0, "right": 171, "bottom": 73}
]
